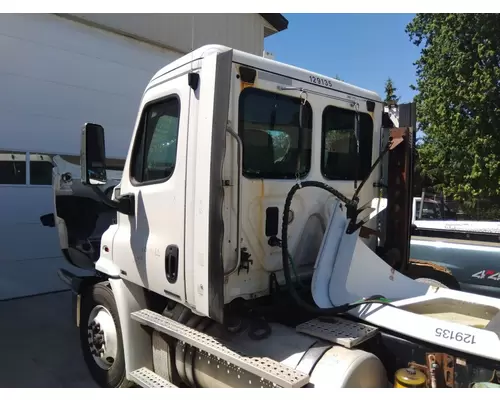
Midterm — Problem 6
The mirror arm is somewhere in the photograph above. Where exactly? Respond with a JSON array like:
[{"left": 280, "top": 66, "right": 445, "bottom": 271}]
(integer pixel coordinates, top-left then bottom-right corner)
[{"left": 87, "top": 184, "right": 135, "bottom": 216}]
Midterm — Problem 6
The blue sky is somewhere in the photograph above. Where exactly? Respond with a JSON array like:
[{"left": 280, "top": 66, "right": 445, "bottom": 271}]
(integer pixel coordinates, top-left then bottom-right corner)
[{"left": 264, "top": 13, "right": 421, "bottom": 103}]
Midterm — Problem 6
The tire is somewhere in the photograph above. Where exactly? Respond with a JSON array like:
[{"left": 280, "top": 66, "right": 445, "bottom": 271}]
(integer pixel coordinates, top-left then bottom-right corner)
[
  {"left": 79, "top": 282, "right": 133, "bottom": 388},
  {"left": 415, "top": 277, "right": 450, "bottom": 289},
  {"left": 412, "top": 269, "right": 461, "bottom": 290}
]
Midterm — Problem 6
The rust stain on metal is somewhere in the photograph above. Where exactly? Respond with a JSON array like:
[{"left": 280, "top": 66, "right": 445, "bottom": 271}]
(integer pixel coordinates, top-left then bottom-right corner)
[
  {"left": 240, "top": 81, "right": 254, "bottom": 91},
  {"left": 359, "top": 226, "right": 380, "bottom": 239},
  {"left": 425, "top": 353, "right": 455, "bottom": 388},
  {"left": 408, "top": 361, "right": 429, "bottom": 387},
  {"left": 384, "top": 127, "right": 414, "bottom": 272},
  {"left": 409, "top": 259, "right": 453, "bottom": 276},
  {"left": 258, "top": 181, "right": 265, "bottom": 241},
  {"left": 389, "top": 137, "right": 404, "bottom": 150}
]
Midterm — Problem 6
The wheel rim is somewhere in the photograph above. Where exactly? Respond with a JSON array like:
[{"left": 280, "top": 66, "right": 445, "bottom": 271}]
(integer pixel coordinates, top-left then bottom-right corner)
[{"left": 87, "top": 305, "right": 118, "bottom": 371}]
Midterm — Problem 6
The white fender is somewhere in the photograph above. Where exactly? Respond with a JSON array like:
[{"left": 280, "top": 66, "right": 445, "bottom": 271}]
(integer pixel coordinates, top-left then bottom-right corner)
[
  {"left": 109, "top": 278, "right": 153, "bottom": 379},
  {"left": 311, "top": 199, "right": 342, "bottom": 308}
]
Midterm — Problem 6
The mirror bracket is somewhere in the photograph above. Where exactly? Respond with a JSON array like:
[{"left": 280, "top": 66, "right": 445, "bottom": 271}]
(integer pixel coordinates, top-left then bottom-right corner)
[
  {"left": 116, "top": 194, "right": 135, "bottom": 216},
  {"left": 87, "top": 185, "right": 135, "bottom": 216}
]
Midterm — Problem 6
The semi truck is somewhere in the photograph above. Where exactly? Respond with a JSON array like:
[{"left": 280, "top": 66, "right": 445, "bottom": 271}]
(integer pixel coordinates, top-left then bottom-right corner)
[{"left": 43, "top": 44, "right": 500, "bottom": 388}]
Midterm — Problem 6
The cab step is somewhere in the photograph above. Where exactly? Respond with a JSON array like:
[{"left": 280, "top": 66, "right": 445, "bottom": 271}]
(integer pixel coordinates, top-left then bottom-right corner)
[
  {"left": 129, "top": 367, "right": 178, "bottom": 388},
  {"left": 296, "top": 317, "right": 379, "bottom": 348},
  {"left": 131, "top": 309, "right": 310, "bottom": 388}
]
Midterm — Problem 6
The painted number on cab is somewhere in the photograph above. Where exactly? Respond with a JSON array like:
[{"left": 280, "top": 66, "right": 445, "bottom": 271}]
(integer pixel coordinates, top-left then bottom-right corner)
[
  {"left": 309, "top": 75, "right": 334, "bottom": 88},
  {"left": 435, "top": 328, "right": 476, "bottom": 344}
]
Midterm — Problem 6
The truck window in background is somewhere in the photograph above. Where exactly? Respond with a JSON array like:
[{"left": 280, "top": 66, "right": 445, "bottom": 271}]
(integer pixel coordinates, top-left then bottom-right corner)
[
  {"left": 0, "top": 151, "right": 127, "bottom": 186},
  {"left": 321, "top": 106, "right": 373, "bottom": 181},
  {"left": 130, "top": 96, "right": 181, "bottom": 184},
  {"left": 414, "top": 200, "right": 454, "bottom": 220},
  {"left": 29, "top": 154, "right": 54, "bottom": 185},
  {"left": 0, "top": 151, "right": 53, "bottom": 185},
  {"left": 238, "top": 87, "right": 313, "bottom": 179},
  {"left": 0, "top": 152, "right": 27, "bottom": 185}
]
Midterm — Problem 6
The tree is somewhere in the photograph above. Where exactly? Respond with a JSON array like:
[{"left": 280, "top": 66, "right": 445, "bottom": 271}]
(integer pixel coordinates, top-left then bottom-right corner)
[
  {"left": 406, "top": 14, "right": 500, "bottom": 203},
  {"left": 384, "top": 77, "right": 400, "bottom": 105}
]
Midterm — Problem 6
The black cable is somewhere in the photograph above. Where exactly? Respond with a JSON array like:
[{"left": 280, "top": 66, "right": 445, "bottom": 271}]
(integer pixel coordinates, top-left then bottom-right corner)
[
  {"left": 281, "top": 181, "right": 395, "bottom": 315},
  {"left": 352, "top": 138, "right": 393, "bottom": 200}
]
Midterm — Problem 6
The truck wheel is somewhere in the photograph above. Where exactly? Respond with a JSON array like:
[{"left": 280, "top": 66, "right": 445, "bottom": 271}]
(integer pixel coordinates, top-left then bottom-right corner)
[
  {"left": 80, "top": 282, "right": 132, "bottom": 388},
  {"left": 413, "top": 270, "right": 461, "bottom": 290},
  {"left": 415, "top": 277, "right": 450, "bottom": 289}
]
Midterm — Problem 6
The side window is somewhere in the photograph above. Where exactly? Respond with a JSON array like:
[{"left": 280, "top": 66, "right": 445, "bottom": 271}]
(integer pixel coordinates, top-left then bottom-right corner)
[
  {"left": 131, "top": 96, "right": 181, "bottom": 184},
  {"left": 321, "top": 106, "right": 373, "bottom": 181},
  {"left": 30, "top": 154, "right": 54, "bottom": 185},
  {"left": 238, "top": 87, "right": 312, "bottom": 179},
  {"left": 0, "top": 152, "right": 26, "bottom": 185}
]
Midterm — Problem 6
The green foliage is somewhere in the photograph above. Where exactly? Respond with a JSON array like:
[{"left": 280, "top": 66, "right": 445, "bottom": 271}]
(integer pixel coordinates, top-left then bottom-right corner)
[
  {"left": 384, "top": 77, "right": 400, "bottom": 104},
  {"left": 406, "top": 14, "right": 500, "bottom": 203},
  {"left": 460, "top": 200, "right": 500, "bottom": 221}
]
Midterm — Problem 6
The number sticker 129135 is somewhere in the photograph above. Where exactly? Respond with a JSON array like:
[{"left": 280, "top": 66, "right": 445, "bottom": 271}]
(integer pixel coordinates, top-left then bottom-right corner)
[
  {"left": 435, "top": 328, "right": 476, "bottom": 344},
  {"left": 309, "top": 75, "right": 334, "bottom": 88}
]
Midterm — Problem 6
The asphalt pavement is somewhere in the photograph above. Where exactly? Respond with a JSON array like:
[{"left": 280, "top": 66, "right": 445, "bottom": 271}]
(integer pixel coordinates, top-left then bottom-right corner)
[{"left": 0, "top": 290, "right": 98, "bottom": 387}]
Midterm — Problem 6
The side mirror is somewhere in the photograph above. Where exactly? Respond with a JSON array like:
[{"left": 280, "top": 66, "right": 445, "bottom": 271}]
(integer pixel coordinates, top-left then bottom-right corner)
[{"left": 81, "top": 123, "right": 107, "bottom": 185}]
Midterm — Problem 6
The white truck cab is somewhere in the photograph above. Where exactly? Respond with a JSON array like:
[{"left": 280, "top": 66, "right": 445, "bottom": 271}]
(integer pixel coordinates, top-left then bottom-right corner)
[{"left": 47, "top": 45, "right": 500, "bottom": 389}]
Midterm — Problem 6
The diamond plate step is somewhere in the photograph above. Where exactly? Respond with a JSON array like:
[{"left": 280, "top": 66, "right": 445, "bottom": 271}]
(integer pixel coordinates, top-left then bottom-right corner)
[
  {"left": 296, "top": 317, "right": 379, "bottom": 348},
  {"left": 129, "top": 367, "right": 177, "bottom": 388},
  {"left": 131, "top": 309, "right": 309, "bottom": 388}
]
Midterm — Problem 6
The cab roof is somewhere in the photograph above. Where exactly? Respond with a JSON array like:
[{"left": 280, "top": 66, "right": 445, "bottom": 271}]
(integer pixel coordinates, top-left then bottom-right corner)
[{"left": 149, "top": 44, "right": 382, "bottom": 103}]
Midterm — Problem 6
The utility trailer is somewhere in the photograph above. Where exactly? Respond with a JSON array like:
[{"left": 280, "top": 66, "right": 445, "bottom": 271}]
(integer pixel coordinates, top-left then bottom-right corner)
[{"left": 43, "top": 45, "right": 500, "bottom": 388}]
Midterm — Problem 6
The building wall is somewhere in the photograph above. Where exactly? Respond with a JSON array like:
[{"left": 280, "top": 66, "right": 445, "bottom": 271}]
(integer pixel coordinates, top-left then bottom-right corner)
[
  {"left": 0, "top": 12, "right": 272, "bottom": 299},
  {"left": 66, "top": 13, "right": 267, "bottom": 56}
]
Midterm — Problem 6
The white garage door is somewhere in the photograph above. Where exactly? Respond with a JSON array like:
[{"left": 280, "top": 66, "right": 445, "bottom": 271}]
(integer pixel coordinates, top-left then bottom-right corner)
[{"left": 0, "top": 14, "right": 182, "bottom": 299}]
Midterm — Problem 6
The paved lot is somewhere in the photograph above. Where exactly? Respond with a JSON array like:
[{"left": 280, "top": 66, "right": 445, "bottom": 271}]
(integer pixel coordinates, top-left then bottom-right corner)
[
  {"left": 0, "top": 257, "right": 76, "bottom": 301},
  {"left": 0, "top": 291, "right": 98, "bottom": 387}
]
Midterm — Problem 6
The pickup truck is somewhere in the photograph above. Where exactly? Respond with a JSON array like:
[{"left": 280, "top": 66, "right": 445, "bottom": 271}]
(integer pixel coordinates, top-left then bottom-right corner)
[
  {"left": 412, "top": 197, "right": 500, "bottom": 236},
  {"left": 410, "top": 197, "right": 500, "bottom": 298}
]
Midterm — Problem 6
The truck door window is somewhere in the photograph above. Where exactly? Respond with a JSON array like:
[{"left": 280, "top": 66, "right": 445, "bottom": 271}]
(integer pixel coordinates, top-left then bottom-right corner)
[
  {"left": 238, "top": 87, "right": 312, "bottom": 179},
  {"left": 321, "top": 106, "right": 373, "bottom": 181},
  {"left": 130, "top": 96, "right": 181, "bottom": 184}
]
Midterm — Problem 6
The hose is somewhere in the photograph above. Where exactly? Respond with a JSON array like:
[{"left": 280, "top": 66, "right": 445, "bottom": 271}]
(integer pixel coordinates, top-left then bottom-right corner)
[
  {"left": 281, "top": 180, "right": 395, "bottom": 315},
  {"left": 288, "top": 250, "right": 305, "bottom": 288}
]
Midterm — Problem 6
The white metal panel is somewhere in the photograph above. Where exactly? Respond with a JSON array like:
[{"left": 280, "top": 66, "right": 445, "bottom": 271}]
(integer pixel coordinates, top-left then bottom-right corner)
[
  {"left": 0, "top": 14, "right": 183, "bottom": 299},
  {"left": 69, "top": 13, "right": 266, "bottom": 56},
  {"left": 0, "top": 13, "right": 182, "bottom": 157},
  {"left": 0, "top": 186, "right": 59, "bottom": 262}
]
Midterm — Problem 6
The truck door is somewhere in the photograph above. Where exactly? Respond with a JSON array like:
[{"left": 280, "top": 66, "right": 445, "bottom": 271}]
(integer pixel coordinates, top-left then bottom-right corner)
[{"left": 110, "top": 73, "right": 190, "bottom": 302}]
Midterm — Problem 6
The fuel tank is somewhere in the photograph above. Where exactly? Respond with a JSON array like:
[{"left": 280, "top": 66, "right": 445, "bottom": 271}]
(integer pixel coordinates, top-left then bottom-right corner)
[{"left": 155, "top": 319, "right": 388, "bottom": 388}]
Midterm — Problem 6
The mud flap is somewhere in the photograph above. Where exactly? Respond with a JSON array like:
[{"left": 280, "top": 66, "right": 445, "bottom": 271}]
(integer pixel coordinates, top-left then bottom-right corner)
[{"left": 57, "top": 268, "right": 105, "bottom": 327}]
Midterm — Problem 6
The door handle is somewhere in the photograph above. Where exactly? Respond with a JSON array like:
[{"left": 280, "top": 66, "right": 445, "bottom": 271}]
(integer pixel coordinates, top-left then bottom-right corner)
[{"left": 165, "top": 245, "right": 179, "bottom": 284}]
